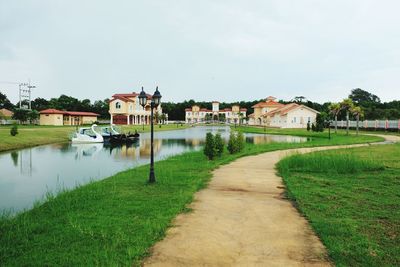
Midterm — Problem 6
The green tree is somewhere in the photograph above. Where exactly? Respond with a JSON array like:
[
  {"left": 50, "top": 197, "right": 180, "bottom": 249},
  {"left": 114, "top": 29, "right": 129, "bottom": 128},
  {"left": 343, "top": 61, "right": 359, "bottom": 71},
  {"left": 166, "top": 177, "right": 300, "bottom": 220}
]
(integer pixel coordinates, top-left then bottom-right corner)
[
  {"left": 227, "top": 131, "right": 245, "bottom": 154},
  {"left": 349, "top": 88, "right": 380, "bottom": 107},
  {"left": 214, "top": 133, "right": 224, "bottom": 156},
  {"left": 0, "top": 92, "right": 14, "bottom": 110},
  {"left": 31, "top": 97, "right": 49, "bottom": 111},
  {"left": 328, "top": 103, "right": 341, "bottom": 133},
  {"left": 351, "top": 106, "right": 364, "bottom": 136},
  {"left": 12, "top": 109, "right": 30, "bottom": 123},
  {"left": 28, "top": 110, "right": 40, "bottom": 124},
  {"left": 204, "top": 133, "right": 217, "bottom": 160},
  {"left": 10, "top": 124, "right": 18, "bottom": 136},
  {"left": 340, "top": 98, "right": 354, "bottom": 135}
]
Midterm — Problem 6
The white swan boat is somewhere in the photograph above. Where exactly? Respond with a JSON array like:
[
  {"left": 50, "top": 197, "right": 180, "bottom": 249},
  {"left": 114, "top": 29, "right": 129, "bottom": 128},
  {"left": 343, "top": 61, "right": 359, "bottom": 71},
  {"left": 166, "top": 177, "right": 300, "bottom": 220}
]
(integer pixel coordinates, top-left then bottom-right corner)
[{"left": 71, "top": 124, "right": 104, "bottom": 143}]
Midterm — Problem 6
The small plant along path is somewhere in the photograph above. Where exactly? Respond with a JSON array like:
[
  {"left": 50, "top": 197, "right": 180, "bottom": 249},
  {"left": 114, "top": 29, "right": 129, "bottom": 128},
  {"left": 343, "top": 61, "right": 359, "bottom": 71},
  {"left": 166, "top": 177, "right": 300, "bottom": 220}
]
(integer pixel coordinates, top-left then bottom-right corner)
[{"left": 144, "top": 134, "right": 400, "bottom": 266}]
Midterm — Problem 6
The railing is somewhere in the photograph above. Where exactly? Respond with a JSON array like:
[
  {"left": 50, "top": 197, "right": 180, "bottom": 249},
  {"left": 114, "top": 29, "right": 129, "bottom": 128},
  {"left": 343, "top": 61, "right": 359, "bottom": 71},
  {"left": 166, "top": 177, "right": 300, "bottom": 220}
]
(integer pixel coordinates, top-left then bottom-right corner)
[{"left": 332, "top": 120, "right": 400, "bottom": 131}]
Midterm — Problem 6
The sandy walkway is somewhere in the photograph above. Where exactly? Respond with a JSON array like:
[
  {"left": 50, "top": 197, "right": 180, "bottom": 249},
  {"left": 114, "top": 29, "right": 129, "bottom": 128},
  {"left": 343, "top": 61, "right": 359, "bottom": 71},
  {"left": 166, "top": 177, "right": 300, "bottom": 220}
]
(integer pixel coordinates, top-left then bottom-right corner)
[{"left": 144, "top": 134, "right": 399, "bottom": 267}]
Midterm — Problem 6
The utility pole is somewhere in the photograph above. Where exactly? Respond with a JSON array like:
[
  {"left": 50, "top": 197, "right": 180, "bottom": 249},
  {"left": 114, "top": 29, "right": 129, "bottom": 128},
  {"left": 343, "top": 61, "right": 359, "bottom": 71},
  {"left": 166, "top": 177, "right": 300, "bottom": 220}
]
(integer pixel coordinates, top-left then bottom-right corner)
[{"left": 18, "top": 80, "right": 35, "bottom": 110}]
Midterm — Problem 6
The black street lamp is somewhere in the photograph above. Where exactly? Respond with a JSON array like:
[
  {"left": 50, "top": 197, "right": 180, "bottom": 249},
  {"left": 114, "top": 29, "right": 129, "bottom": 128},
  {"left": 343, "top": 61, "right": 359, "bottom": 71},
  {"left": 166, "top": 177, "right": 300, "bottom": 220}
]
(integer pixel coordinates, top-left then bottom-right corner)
[{"left": 139, "top": 86, "right": 162, "bottom": 183}]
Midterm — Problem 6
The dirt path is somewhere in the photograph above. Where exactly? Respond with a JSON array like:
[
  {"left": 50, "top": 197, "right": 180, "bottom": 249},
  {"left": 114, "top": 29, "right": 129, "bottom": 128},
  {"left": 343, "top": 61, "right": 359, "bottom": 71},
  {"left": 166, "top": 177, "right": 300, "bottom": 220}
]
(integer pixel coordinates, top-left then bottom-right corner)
[{"left": 144, "top": 135, "right": 399, "bottom": 267}]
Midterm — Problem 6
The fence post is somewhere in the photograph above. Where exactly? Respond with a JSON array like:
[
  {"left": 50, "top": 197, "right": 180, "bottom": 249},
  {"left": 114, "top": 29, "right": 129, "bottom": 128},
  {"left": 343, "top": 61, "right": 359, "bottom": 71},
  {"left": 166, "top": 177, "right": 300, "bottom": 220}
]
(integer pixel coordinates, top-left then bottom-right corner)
[{"left": 385, "top": 119, "right": 389, "bottom": 131}]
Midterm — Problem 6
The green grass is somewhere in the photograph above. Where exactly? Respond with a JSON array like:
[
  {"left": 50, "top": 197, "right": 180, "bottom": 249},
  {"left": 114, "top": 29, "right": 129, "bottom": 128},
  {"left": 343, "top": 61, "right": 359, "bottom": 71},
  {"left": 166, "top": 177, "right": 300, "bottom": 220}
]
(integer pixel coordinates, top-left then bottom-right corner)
[
  {"left": 0, "top": 124, "right": 189, "bottom": 152},
  {"left": 0, "top": 125, "right": 75, "bottom": 152},
  {"left": 0, "top": 132, "right": 384, "bottom": 266},
  {"left": 277, "top": 144, "right": 400, "bottom": 266}
]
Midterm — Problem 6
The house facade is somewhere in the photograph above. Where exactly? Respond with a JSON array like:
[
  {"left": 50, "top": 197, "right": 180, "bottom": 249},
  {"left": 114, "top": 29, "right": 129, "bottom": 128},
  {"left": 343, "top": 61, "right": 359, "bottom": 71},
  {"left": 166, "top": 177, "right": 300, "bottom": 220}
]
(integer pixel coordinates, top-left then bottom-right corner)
[
  {"left": 0, "top": 108, "right": 13, "bottom": 119},
  {"left": 109, "top": 92, "right": 163, "bottom": 125},
  {"left": 185, "top": 101, "right": 247, "bottom": 124},
  {"left": 39, "top": 109, "right": 99, "bottom": 126},
  {"left": 248, "top": 96, "right": 319, "bottom": 128}
]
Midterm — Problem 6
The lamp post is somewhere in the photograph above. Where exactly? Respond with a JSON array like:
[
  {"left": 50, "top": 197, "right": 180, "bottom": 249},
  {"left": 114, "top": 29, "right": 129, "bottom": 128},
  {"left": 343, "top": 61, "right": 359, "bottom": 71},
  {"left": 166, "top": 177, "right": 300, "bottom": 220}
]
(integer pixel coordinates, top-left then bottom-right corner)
[{"left": 139, "top": 86, "right": 162, "bottom": 183}]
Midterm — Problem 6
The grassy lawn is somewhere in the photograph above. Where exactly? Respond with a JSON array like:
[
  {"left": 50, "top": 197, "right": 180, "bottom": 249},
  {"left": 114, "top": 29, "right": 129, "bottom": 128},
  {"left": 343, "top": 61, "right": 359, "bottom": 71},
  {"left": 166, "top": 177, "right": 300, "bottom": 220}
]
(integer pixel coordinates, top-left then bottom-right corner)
[
  {"left": 277, "top": 143, "right": 400, "bottom": 266},
  {"left": 236, "top": 125, "right": 400, "bottom": 137},
  {"left": 0, "top": 132, "right": 383, "bottom": 266},
  {"left": 0, "top": 125, "right": 75, "bottom": 152},
  {"left": 0, "top": 124, "right": 189, "bottom": 152}
]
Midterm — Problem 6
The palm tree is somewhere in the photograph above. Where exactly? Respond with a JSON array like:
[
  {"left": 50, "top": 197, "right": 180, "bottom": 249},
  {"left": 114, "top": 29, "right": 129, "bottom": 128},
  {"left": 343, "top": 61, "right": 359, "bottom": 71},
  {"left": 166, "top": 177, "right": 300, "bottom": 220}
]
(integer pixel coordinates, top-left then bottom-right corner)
[
  {"left": 328, "top": 103, "right": 341, "bottom": 133},
  {"left": 340, "top": 98, "right": 354, "bottom": 135},
  {"left": 351, "top": 106, "right": 363, "bottom": 136}
]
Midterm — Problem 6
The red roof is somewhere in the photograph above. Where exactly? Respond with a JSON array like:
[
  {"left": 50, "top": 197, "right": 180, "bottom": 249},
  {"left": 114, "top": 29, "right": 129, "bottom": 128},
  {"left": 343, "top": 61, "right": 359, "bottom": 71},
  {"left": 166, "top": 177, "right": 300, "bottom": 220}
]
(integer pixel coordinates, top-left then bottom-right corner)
[
  {"left": 252, "top": 100, "right": 284, "bottom": 108},
  {"left": 40, "top": 109, "right": 98, "bottom": 117},
  {"left": 240, "top": 108, "right": 247, "bottom": 111},
  {"left": 39, "top": 109, "right": 65, "bottom": 114},
  {"left": 112, "top": 92, "right": 152, "bottom": 101},
  {"left": 185, "top": 108, "right": 192, "bottom": 111},
  {"left": 65, "top": 111, "right": 99, "bottom": 116}
]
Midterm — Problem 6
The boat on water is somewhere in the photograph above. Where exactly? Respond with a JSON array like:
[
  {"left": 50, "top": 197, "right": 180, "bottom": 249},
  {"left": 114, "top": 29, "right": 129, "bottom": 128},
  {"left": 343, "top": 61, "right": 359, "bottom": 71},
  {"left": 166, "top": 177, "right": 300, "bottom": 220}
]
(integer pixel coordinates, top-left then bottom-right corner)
[
  {"left": 100, "top": 124, "right": 122, "bottom": 141},
  {"left": 109, "top": 130, "right": 140, "bottom": 144},
  {"left": 71, "top": 124, "right": 104, "bottom": 143}
]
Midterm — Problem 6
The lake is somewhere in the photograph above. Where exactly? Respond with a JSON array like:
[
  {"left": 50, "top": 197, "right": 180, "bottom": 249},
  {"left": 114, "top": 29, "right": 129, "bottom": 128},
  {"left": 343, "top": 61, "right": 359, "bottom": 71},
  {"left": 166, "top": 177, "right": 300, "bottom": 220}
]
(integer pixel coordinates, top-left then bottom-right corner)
[{"left": 0, "top": 126, "right": 306, "bottom": 213}]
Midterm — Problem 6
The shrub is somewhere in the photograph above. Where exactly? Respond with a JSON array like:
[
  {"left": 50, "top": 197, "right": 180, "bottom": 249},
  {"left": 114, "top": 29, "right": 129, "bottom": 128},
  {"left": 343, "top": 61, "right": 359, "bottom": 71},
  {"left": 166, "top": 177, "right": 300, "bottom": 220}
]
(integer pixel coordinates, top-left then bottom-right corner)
[
  {"left": 214, "top": 133, "right": 224, "bottom": 156},
  {"left": 237, "top": 131, "right": 245, "bottom": 152},
  {"left": 311, "top": 123, "right": 316, "bottom": 132},
  {"left": 227, "top": 130, "right": 245, "bottom": 154},
  {"left": 204, "top": 132, "right": 217, "bottom": 160},
  {"left": 307, "top": 121, "right": 311, "bottom": 131},
  {"left": 10, "top": 124, "right": 18, "bottom": 136}
]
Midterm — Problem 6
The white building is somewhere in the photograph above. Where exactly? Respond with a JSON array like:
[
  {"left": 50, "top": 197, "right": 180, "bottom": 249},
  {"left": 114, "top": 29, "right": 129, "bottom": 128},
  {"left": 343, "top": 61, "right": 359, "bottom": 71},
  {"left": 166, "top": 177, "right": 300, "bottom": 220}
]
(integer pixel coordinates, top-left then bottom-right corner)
[
  {"left": 185, "top": 102, "right": 247, "bottom": 124},
  {"left": 248, "top": 96, "right": 319, "bottom": 128}
]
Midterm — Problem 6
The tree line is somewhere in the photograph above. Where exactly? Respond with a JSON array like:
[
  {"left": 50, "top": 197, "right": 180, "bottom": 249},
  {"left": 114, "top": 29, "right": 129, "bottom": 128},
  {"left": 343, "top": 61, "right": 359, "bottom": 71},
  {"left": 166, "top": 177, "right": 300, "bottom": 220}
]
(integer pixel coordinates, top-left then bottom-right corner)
[{"left": 1, "top": 88, "right": 399, "bottom": 122}]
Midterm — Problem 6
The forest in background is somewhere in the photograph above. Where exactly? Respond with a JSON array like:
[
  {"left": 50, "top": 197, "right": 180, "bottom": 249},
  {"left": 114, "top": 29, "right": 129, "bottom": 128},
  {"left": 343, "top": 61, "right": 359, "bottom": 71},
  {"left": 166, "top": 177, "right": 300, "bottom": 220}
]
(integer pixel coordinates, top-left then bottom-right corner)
[{"left": 1, "top": 88, "right": 399, "bottom": 121}]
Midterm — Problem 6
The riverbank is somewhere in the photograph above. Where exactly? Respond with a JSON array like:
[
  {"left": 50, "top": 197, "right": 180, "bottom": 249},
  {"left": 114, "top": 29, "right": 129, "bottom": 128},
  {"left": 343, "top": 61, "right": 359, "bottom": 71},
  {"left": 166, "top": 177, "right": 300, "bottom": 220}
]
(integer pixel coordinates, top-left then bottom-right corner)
[
  {"left": 277, "top": 141, "right": 400, "bottom": 266},
  {"left": 236, "top": 125, "right": 400, "bottom": 137},
  {"left": 0, "top": 124, "right": 189, "bottom": 152},
  {"left": 0, "top": 133, "right": 383, "bottom": 266}
]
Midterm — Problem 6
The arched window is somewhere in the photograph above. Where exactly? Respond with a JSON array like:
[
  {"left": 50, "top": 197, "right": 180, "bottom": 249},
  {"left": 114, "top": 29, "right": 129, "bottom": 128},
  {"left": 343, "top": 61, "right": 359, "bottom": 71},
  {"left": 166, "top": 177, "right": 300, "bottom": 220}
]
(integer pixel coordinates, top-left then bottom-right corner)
[{"left": 115, "top": 102, "right": 121, "bottom": 109}]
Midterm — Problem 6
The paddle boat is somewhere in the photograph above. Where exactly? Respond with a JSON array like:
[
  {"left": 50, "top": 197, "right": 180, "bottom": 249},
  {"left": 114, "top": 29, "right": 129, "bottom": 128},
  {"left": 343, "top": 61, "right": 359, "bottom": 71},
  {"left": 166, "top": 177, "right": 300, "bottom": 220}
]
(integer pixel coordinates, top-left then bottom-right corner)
[
  {"left": 109, "top": 130, "right": 140, "bottom": 144},
  {"left": 71, "top": 124, "right": 104, "bottom": 143},
  {"left": 100, "top": 124, "right": 122, "bottom": 142}
]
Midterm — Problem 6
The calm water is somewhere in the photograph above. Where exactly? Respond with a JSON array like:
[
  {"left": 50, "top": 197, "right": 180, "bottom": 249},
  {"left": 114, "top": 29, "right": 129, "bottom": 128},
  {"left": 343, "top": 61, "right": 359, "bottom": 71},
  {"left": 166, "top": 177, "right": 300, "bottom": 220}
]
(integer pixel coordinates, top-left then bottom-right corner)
[{"left": 0, "top": 126, "right": 306, "bottom": 212}]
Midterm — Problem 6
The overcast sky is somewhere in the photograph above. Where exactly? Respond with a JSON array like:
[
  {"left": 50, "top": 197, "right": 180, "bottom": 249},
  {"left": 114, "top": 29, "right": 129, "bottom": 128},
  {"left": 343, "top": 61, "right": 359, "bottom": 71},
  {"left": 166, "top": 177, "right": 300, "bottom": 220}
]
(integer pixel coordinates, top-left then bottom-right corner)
[{"left": 1, "top": 0, "right": 399, "bottom": 104}]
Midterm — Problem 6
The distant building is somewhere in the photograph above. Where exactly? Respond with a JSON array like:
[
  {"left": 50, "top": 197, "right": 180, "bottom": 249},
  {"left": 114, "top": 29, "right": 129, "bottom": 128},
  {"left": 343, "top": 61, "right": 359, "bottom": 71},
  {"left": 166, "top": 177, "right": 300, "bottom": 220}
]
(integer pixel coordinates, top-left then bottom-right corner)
[
  {"left": 185, "top": 101, "right": 247, "bottom": 124},
  {"left": 248, "top": 96, "right": 319, "bottom": 128},
  {"left": 39, "top": 109, "right": 99, "bottom": 126},
  {"left": 0, "top": 108, "right": 13, "bottom": 119},
  {"left": 108, "top": 92, "right": 164, "bottom": 125}
]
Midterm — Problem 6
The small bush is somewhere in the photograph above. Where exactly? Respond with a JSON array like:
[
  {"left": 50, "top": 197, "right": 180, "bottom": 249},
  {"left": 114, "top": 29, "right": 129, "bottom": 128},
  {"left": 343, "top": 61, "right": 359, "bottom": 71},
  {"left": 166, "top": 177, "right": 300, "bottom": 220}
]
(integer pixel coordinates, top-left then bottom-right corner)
[
  {"left": 214, "top": 133, "right": 224, "bottom": 156},
  {"left": 227, "top": 130, "right": 245, "bottom": 154},
  {"left": 204, "top": 132, "right": 217, "bottom": 160},
  {"left": 307, "top": 121, "right": 311, "bottom": 131},
  {"left": 10, "top": 124, "right": 18, "bottom": 136}
]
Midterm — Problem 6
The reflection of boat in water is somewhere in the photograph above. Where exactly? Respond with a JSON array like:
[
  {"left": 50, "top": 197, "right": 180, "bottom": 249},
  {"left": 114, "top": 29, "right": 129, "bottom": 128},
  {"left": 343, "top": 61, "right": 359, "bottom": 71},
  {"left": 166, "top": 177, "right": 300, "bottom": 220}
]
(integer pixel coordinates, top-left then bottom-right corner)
[
  {"left": 71, "top": 124, "right": 104, "bottom": 143},
  {"left": 71, "top": 143, "right": 104, "bottom": 158}
]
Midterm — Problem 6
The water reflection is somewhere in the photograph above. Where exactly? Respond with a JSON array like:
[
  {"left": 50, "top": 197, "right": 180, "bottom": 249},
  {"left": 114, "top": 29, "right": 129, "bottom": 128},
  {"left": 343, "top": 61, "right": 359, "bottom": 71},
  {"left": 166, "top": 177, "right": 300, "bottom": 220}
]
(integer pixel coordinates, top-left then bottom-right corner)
[{"left": 0, "top": 126, "right": 306, "bottom": 212}]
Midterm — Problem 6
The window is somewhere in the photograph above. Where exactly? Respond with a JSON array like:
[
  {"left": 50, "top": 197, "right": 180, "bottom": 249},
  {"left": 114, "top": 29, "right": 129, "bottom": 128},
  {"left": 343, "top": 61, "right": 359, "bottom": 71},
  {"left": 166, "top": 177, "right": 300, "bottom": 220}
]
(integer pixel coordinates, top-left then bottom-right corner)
[
  {"left": 115, "top": 102, "right": 121, "bottom": 109},
  {"left": 293, "top": 117, "right": 296, "bottom": 123}
]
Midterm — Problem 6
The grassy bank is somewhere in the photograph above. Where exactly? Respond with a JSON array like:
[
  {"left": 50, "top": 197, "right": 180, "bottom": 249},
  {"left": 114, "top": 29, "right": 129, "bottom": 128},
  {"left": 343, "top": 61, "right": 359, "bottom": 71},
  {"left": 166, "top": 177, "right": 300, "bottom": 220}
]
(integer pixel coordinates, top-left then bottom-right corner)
[
  {"left": 0, "top": 125, "right": 75, "bottom": 152},
  {"left": 0, "top": 133, "right": 383, "bottom": 266},
  {"left": 0, "top": 124, "right": 189, "bottom": 152},
  {"left": 277, "top": 144, "right": 400, "bottom": 266},
  {"left": 237, "top": 125, "right": 400, "bottom": 137}
]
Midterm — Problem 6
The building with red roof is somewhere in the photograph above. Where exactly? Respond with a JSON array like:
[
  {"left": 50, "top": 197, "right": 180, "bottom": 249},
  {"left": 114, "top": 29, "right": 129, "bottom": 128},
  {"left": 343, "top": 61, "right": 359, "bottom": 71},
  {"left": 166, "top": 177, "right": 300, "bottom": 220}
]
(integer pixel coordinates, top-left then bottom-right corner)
[
  {"left": 109, "top": 91, "right": 164, "bottom": 125},
  {"left": 39, "top": 109, "right": 99, "bottom": 125},
  {"left": 248, "top": 96, "right": 319, "bottom": 128}
]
